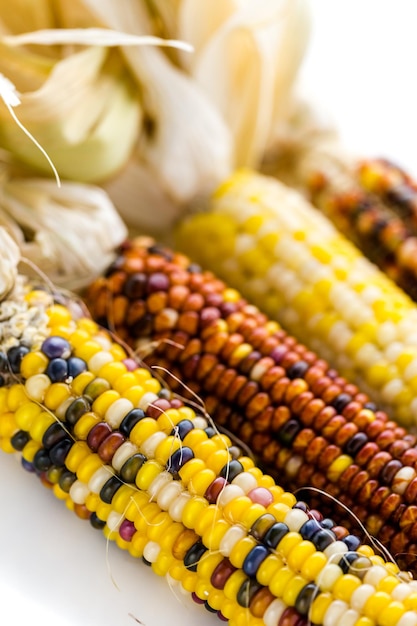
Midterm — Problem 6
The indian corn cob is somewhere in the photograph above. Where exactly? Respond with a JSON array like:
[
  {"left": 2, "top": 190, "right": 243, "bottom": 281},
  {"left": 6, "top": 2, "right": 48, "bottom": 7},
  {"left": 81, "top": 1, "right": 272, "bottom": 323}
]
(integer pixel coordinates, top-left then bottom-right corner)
[
  {"left": 4, "top": 286, "right": 417, "bottom": 625},
  {"left": 307, "top": 158, "right": 417, "bottom": 302},
  {"left": 172, "top": 169, "right": 417, "bottom": 429},
  {"left": 85, "top": 237, "right": 417, "bottom": 574}
]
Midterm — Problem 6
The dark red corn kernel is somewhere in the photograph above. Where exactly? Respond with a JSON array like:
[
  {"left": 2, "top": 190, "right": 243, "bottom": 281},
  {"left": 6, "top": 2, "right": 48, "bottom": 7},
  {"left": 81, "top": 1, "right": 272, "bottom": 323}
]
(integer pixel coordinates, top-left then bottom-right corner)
[
  {"left": 97, "top": 432, "right": 125, "bottom": 463},
  {"left": 87, "top": 422, "right": 112, "bottom": 452},
  {"left": 210, "top": 558, "right": 236, "bottom": 589},
  {"left": 205, "top": 477, "right": 227, "bottom": 504}
]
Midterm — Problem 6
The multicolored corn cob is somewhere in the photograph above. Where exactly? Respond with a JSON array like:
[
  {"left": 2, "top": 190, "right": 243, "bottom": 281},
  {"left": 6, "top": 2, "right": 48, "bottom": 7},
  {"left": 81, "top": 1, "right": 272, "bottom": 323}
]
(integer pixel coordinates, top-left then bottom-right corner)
[
  {"left": 306, "top": 158, "right": 417, "bottom": 302},
  {"left": 86, "top": 237, "right": 417, "bottom": 574},
  {"left": 6, "top": 285, "right": 417, "bottom": 625},
  {"left": 171, "top": 169, "right": 417, "bottom": 429}
]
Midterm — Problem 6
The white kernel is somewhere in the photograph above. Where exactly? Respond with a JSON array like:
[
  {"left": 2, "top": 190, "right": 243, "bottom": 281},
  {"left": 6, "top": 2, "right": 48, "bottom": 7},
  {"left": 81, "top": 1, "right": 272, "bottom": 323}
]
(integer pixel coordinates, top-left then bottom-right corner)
[
  {"left": 148, "top": 470, "right": 173, "bottom": 501},
  {"left": 137, "top": 392, "right": 159, "bottom": 411},
  {"left": 105, "top": 398, "right": 134, "bottom": 428},
  {"left": 106, "top": 510, "right": 123, "bottom": 532},
  {"left": 140, "top": 431, "right": 167, "bottom": 459},
  {"left": 363, "top": 564, "right": 388, "bottom": 587},
  {"left": 355, "top": 343, "right": 381, "bottom": 368},
  {"left": 168, "top": 491, "right": 191, "bottom": 522},
  {"left": 285, "top": 455, "right": 303, "bottom": 479},
  {"left": 250, "top": 361, "right": 270, "bottom": 382},
  {"left": 323, "top": 541, "right": 348, "bottom": 560},
  {"left": 219, "top": 524, "right": 247, "bottom": 557},
  {"left": 111, "top": 441, "right": 138, "bottom": 472},
  {"left": 69, "top": 479, "right": 90, "bottom": 504},
  {"left": 263, "top": 599, "right": 286, "bottom": 626},
  {"left": 335, "top": 609, "right": 359, "bottom": 626},
  {"left": 217, "top": 484, "right": 245, "bottom": 508},
  {"left": 392, "top": 582, "right": 414, "bottom": 601},
  {"left": 157, "top": 481, "right": 183, "bottom": 510},
  {"left": 404, "top": 359, "right": 417, "bottom": 381},
  {"left": 392, "top": 466, "right": 417, "bottom": 495},
  {"left": 88, "top": 466, "right": 112, "bottom": 493},
  {"left": 55, "top": 396, "right": 75, "bottom": 420},
  {"left": 284, "top": 509, "right": 309, "bottom": 532},
  {"left": 397, "top": 612, "right": 417, "bottom": 626},
  {"left": 380, "top": 378, "right": 405, "bottom": 403},
  {"left": 231, "top": 471, "right": 258, "bottom": 493},
  {"left": 192, "top": 416, "right": 208, "bottom": 430},
  {"left": 323, "top": 600, "right": 348, "bottom": 626},
  {"left": 143, "top": 540, "right": 161, "bottom": 563},
  {"left": 25, "top": 374, "right": 51, "bottom": 402},
  {"left": 376, "top": 321, "right": 399, "bottom": 346},
  {"left": 93, "top": 335, "right": 112, "bottom": 350},
  {"left": 88, "top": 351, "right": 114, "bottom": 374},
  {"left": 316, "top": 563, "right": 343, "bottom": 591},
  {"left": 385, "top": 341, "right": 405, "bottom": 362},
  {"left": 350, "top": 583, "right": 375, "bottom": 612}
]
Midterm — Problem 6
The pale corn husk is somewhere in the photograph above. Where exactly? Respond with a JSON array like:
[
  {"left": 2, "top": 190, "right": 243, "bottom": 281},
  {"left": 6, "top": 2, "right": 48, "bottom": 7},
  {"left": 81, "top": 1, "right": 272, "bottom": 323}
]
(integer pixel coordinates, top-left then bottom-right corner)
[
  {"left": 0, "top": 173, "right": 127, "bottom": 290},
  {"left": 0, "top": 225, "right": 19, "bottom": 300},
  {"left": 170, "top": 0, "right": 311, "bottom": 166}
]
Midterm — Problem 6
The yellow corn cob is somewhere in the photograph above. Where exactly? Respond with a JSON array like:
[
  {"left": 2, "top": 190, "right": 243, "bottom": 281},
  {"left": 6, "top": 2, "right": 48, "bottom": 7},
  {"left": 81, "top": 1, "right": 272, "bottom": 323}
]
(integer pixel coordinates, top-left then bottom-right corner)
[
  {"left": 5, "top": 285, "right": 417, "bottom": 625},
  {"left": 175, "top": 169, "right": 417, "bottom": 429}
]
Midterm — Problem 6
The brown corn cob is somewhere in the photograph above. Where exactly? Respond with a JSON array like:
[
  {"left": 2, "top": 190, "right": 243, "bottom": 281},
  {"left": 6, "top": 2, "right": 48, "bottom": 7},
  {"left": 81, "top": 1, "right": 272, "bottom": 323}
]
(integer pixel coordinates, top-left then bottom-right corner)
[{"left": 86, "top": 237, "right": 417, "bottom": 574}]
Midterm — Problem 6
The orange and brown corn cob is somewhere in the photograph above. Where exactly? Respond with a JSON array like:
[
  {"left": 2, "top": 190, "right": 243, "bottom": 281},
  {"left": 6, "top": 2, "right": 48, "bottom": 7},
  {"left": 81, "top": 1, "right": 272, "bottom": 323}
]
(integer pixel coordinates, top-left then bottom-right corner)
[
  {"left": 308, "top": 158, "right": 417, "bottom": 301},
  {"left": 86, "top": 237, "right": 417, "bottom": 574}
]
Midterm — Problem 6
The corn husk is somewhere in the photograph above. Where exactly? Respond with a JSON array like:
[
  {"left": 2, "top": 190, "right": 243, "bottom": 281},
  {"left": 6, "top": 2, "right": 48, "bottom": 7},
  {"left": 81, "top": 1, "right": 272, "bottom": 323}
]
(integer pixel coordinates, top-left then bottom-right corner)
[
  {"left": 0, "top": 172, "right": 127, "bottom": 290},
  {"left": 0, "top": 225, "right": 19, "bottom": 300}
]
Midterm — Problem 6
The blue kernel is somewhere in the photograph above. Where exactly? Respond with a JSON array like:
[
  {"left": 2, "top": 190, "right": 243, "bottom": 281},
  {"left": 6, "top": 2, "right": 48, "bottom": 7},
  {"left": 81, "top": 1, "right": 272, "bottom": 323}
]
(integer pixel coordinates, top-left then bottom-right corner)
[
  {"left": 67, "top": 357, "right": 87, "bottom": 378},
  {"left": 7, "top": 345, "right": 30, "bottom": 374},
  {"left": 46, "top": 358, "right": 69, "bottom": 382},
  {"left": 299, "top": 519, "right": 321, "bottom": 540},
  {"left": 313, "top": 529, "right": 337, "bottom": 551},
  {"left": 344, "top": 534, "right": 361, "bottom": 551},
  {"left": 263, "top": 522, "right": 289, "bottom": 549},
  {"left": 170, "top": 419, "right": 194, "bottom": 439},
  {"left": 167, "top": 446, "right": 194, "bottom": 474},
  {"left": 242, "top": 544, "right": 269, "bottom": 577}
]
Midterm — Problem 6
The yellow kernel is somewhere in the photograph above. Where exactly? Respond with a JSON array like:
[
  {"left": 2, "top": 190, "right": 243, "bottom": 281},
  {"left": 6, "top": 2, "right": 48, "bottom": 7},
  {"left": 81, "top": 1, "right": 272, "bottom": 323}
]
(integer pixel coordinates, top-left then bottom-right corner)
[
  {"left": 363, "top": 591, "right": 391, "bottom": 620},
  {"left": 224, "top": 570, "right": 248, "bottom": 601},
  {"left": 240, "top": 503, "right": 268, "bottom": 530},
  {"left": 181, "top": 497, "right": 209, "bottom": 529},
  {"left": 69, "top": 371, "right": 95, "bottom": 395},
  {"left": 97, "top": 361, "right": 126, "bottom": 386},
  {"left": 65, "top": 441, "right": 91, "bottom": 473},
  {"left": 229, "top": 536, "right": 257, "bottom": 569},
  {"left": 20, "top": 352, "right": 48, "bottom": 378},
  {"left": 0, "top": 412, "right": 16, "bottom": 438},
  {"left": 76, "top": 453, "right": 104, "bottom": 483},
  {"left": 22, "top": 439, "right": 41, "bottom": 462},
  {"left": 157, "top": 409, "right": 182, "bottom": 432},
  {"left": 300, "top": 551, "right": 327, "bottom": 580},
  {"left": 147, "top": 512, "right": 173, "bottom": 542},
  {"left": 193, "top": 439, "right": 219, "bottom": 461},
  {"left": 204, "top": 449, "right": 231, "bottom": 474},
  {"left": 356, "top": 545, "right": 375, "bottom": 558},
  {"left": 53, "top": 483, "right": 69, "bottom": 500},
  {"left": 377, "top": 601, "right": 406, "bottom": 626},
  {"left": 125, "top": 492, "right": 149, "bottom": 523},
  {"left": 222, "top": 496, "right": 252, "bottom": 525},
  {"left": 135, "top": 460, "right": 162, "bottom": 491},
  {"left": 202, "top": 519, "right": 229, "bottom": 551},
  {"left": 332, "top": 574, "right": 361, "bottom": 603},
  {"left": 0, "top": 437, "right": 14, "bottom": 453},
  {"left": 277, "top": 532, "right": 303, "bottom": 558},
  {"left": 160, "top": 523, "right": 184, "bottom": 551},
  {"left": 194, "top": 505, "right": 222, "bottom": 537},
  {"left": 131, "top": 533, "right": 147, "bottom": 556},
  {"left": 188, "top": 468, "right": 217, "bottom": 497},
  {"left": 257, "top": 553, "right": 284, "bottom": 586},
  {"left": 309, "top": 592, "right": 333, "bottom": 625},
  {"left": 178, "top": 458, "right": 206, "bottom": 484},
  {"left": 267, "top": 502, "right": 291, "bottom": 522},
  {"left": 282, "top": 574, "right": 308, "bottom": 607},
  {"left": 7, "top": 384, "right": 28, "bottom": 411},
  {"left": 44, "top": 383, "right": 72, "bottom": 411},
  {"left": 239, "top": 456, "right": 255, "bottom": 471},
  {"left": 92, "top": 390, "right": 121, "bottom": 417},
  {"left": 269, "top": 566, "right": 295, "bottom": 598},
  {"left": 154, "top": 436, "right": 181, "bottom": 465},
  {"left": 143, "top": 377, "right": 161, "bottom": 394},
  {"left": 196, "top": 552, "right": 223, "bottom": 580},
  {"left": 85, "top": 493, "right": 100, "bottom": 512},
  {"left": 112, "top": 373, "right": 138, "bottom": 394},
  {"left": 77, "top": 318, "right": 99, "bottom": 334},
  {"left": 47, "top": 304, "right": 72, "bottom": 326},
  {"left": 286, "top": 540, "right": 317, "bottom": 572},
  {"left": 109, "top": 343, "right": 126, "bottom": 361},
  {"left": 404, "top": 592, "right": 417, "bottom": 610},
  {"left": 327, "top": 454, "right": 353, "bottom": 482},
  {"left": 74, "top": 340, "right": 102, "bottom": 362},
  {"left": 182, "top": 430, "right": 208, "bottom": 449},
  {"left": 122, "top": 385, "right": 145, "bottom": 405},
  {"left": 29, "top": 411, "right": 55, "bottom": 443},
  {"left": 73, "top": 412, "right": 101, "bottom": 440}
]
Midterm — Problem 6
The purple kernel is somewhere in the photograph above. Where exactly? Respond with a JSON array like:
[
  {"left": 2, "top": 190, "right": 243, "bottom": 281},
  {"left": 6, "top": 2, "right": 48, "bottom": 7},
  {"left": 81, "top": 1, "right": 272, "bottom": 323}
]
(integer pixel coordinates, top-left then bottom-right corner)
[
  {"left": 147, "top": 272, "right": 170, "bottom": 293},
  {"left": 123, "top": 358, "right": 138, "bottom": 371},
  {"left": 119, "top": 519, "right": 136, "bottom": 542},
  {"left": 41, "top": 336, "right": 71, "bottom": 359}
]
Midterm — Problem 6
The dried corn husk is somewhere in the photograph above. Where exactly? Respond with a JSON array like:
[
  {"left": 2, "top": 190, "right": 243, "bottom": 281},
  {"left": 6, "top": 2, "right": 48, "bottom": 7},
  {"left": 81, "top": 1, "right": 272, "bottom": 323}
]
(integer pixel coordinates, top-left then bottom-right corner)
[
  {"left": 0, "top": 225, "right": 19, "bottom": 300},
  {"left": 0, "top": 169, "right": 127, "bottom": 290}
]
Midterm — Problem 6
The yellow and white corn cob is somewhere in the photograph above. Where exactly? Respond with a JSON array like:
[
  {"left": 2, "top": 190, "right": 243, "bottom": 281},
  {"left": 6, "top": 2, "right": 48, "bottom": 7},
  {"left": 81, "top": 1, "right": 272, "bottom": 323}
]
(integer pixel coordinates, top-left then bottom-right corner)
[{"left": 175, "top": 169, "right": 417, "bottom": 428}]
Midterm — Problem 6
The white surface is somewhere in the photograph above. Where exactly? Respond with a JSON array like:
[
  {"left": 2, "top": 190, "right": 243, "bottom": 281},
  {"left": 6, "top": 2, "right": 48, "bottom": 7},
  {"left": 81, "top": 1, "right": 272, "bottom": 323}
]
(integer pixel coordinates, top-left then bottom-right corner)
[{"left": 2, "top": 3, "right": 417, "bottom": 626}]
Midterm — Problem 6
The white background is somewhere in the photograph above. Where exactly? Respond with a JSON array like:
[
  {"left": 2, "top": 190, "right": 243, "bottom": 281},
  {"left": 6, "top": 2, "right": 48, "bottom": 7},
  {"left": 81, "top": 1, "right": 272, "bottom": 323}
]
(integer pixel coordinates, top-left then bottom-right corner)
[{"left": 1, "top": 2, "right": 417, "bottom": 625}]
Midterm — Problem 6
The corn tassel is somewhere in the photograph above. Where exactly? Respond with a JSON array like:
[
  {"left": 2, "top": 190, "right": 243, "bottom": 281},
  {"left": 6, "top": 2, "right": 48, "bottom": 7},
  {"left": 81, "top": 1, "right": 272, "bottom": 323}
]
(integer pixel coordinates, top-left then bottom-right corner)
[
  {"left": 5, "top": 285, "right": 417, "bottom": 625},
  {"left": 170, "top": 169, "right": 417, "bottom": 429},
  {"left": 86, "top": 237, "right": 417, "bottom": 574}
]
